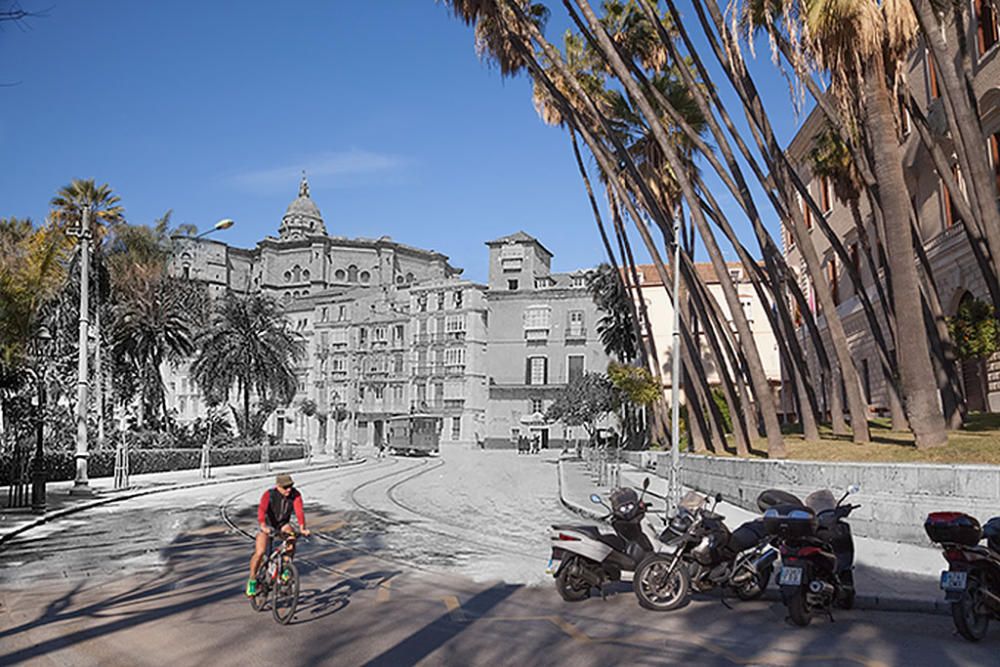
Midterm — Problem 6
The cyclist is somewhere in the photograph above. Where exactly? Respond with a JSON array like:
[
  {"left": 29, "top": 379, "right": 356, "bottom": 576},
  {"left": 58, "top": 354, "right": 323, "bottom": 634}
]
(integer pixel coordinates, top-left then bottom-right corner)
[{"left": 246, "top": 473, "right": 311, "bottom": 597}]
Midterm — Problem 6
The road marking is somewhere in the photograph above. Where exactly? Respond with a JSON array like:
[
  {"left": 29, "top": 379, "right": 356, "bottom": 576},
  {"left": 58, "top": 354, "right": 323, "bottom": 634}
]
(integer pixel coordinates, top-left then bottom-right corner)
[
  {"left": 376, "top": 577, "right": 392, "bottom": 602},
  {"left": 442, "top": 595, "right": 466, "bottom": 622}
]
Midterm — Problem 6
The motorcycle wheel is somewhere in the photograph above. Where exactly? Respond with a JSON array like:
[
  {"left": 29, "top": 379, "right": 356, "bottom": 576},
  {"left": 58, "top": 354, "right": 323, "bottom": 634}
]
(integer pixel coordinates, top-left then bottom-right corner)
[
  {"left": 836, "top": 570, "right": 855, "bottom": 610},
  {"left": 555, "top": 557, "right": 592, "bottom": 602},
  {"left": 634, "top": 555, "right": 690, "bottom": 612},
  {"left": 786, "top": 588, "right": 812, "bottom": 627},
  {"left": 736, "top": 564, "right": 772, "bottom": 602},
  {"left": 951, "top": 579, "right": 990, "bottom": 642}
]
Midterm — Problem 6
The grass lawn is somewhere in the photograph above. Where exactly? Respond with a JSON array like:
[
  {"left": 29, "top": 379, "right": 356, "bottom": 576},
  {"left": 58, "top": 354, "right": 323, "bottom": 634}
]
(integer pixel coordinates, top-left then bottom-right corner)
[{"left": 705, "top": 413, "right": 1000, "bottom": 465}]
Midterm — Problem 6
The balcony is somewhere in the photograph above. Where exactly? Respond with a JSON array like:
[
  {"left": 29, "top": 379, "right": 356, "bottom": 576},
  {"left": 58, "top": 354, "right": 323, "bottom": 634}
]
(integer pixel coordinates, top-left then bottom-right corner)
[
  {"left": 445, "top": 364, "right": 466, "bottom": 376},
  {"left": 565, "top": 327, "right": 586, "bottom": 342}
]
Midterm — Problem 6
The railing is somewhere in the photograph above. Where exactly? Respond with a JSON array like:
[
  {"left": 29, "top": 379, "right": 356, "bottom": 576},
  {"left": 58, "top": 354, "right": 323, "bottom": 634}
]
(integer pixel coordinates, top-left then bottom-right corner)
[{"left": 583, "top": 444, "right": 624, "bottom": 490}]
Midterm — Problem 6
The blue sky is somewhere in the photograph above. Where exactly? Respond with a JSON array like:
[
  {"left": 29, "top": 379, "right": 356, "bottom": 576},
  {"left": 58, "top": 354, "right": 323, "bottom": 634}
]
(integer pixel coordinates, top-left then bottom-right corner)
[{"left": 0, "top": 1, "right": 806, "bottom": 283}]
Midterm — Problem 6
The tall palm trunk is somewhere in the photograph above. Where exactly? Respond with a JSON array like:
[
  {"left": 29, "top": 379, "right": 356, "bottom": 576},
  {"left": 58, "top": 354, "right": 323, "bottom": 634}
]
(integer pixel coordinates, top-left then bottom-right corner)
[
  {"left": 568, "top": 0, "right": 785, "bottom": 456},
  {"left": 864, "top": 62, "right": 947, "bottom": 448}
]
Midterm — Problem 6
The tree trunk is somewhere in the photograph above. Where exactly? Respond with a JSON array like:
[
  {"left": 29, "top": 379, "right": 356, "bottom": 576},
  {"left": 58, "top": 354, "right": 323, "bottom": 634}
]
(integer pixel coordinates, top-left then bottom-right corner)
[
  {"left": 829, "top": 367, "right": 848, "bottom": 435},
  {"left": 863, "top": 63, "right": 947, "bottom": 448},
  {"left": 94, "top": 305, "right": 105, "bottom": 449}
]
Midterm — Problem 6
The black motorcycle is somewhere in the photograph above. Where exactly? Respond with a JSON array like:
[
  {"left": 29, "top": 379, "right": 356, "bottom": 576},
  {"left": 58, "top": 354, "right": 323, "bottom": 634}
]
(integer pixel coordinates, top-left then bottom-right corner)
[
  {"left": 632, "top": 490, "right": 784, "bottom": 612},
  {"left": 925, "top": 511, "right": 1000, "bottom": 641},
  {"left": 764, "top": 485, "right": 860, "bottom": 626}
]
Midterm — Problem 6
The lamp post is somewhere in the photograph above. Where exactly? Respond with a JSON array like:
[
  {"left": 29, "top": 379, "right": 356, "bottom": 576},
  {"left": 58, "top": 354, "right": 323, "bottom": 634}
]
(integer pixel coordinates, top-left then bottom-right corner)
[
  {"left": 669, "top": 216, "right": 682, "bottom": 518},
  {"left": 194, "top": 218, "right": 235, "bottom": 240},
  {"left": 68, "top": 208, "right": 93, "bottom": 496}
]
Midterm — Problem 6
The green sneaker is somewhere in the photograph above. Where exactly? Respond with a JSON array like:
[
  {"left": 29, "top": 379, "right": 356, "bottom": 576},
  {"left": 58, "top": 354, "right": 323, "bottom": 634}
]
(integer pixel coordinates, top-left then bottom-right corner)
[
  {"left": 280, "top": 569, "right": 291, "bottom": 583},
  {"left": 246, "top": 579, "right": 258, "bottom": 597}
]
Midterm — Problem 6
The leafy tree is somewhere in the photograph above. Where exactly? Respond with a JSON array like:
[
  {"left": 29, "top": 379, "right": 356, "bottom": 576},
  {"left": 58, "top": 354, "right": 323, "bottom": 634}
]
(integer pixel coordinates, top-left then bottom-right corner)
[
  {"left": 545, "top": 372, "right": 615, "bottom": 443},
  {"left": 608, "top": 361, "right": 661, "bottom": 449},
  {"left": 191, "top": 292, "right": 305, "bottom": 449},
  {"left": 948, "top": 297, "right": 1000, "bottom": 361},
  {"left": 586, "top": 263, "right": 637, "bottom": 362}
]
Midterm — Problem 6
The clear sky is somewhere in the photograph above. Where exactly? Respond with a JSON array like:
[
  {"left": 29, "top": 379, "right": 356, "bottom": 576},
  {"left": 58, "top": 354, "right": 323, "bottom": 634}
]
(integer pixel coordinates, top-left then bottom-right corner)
[{"left": 0, "top": 1, "right": 806, "bottom": 284}]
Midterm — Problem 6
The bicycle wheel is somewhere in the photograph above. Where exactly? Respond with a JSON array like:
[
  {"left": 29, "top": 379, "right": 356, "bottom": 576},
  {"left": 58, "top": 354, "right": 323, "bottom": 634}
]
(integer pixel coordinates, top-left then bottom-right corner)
[{"left": 272, "top": 560, "right": 300, "bottom": 624}]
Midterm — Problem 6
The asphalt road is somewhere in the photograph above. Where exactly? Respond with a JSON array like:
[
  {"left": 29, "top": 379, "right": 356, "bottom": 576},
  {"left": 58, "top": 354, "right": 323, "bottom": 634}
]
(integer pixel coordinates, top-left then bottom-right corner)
[{"left": 0, "top": 449, "right": 996, "bottom": 666}]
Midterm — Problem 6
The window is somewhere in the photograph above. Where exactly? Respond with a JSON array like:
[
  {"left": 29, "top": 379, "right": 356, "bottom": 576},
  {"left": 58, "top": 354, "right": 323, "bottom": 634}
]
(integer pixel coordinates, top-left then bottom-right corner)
[
  {"left": 819, "top": 176, "right": 833, "bottom": 214},
  {"left": 338, "top": 305, "right": 347, "bottom": 321},
  {"left": 571, "top": 274, "right": 587, "bottom": 288},
  {"left": 393, "top": 384, "right": 403, "bottom": 403},
  {"left": 374, "top": 386, "right": 384, "bottom": 400},
  {"left": 445, "top": 347, "right": 466, "bottom": 367},
  {"left": 728, "top": 268, "right": 742, "bottom": 283},
  {"left": 524, "top": 306, "right": 551, "bottom": 330},
  {"left": 434, "top": 382, "right": 444, "bottom": 404},
  {"left": 453, "top": 290, "right": 463, "bottom": 308},
  {"left": 335, "top": 269, "right": 346, "bottom": 281},
  {"left": 526, "top": 356, "right": 548, "bottom": 385},
  {"left": 568, "top": 355, "right": 585, "bottom": 383},
  {"left": 530, "top": 398, "right": 543, "bottom": 414},
  {"left": 348, "top": 265, "right": 358, "bottom": 282},
  {"left": 568, "top": 311, "right": 584, "bottom": 337},
  {"left": 797, "top": 191, "right": 813, "bottom": 229},
  {"left": 359, "top": 385, "right": 366, "bottom": 400},
  {"left": 927, "top": 50, "right": 940, "bottom": 99},
  {"left": 331, "top": 357, "right": 346, "bottom": 372},
  {"left": 393, "top": 324, "right": 404, "bottom": 343},
  {"left": 988, "top": 132, "right": 1000, "bottom": 197},
  {"left": 417, "top": 383, "right": 427, "bottom": 404},
  {"left": 437, "top": 292, "right": 445, "bottom": 310},
  {"left": 321, "top": 307, "right": 328, "bottom": 322},
  {"left": 394, "top": 353, "right": 404, "bottom": 374},
  {"left": 374, "top": 326, "right": 386, "bottom": 342},
  {"left": 978, "top": 0, "right": 999, "bottom": 55},
  {"left": 943, "top": 164, "right": 966, "bottom": 229},
  {"left": 508, "top": 279, "right": 519, "bottom": 291},
  {"left": 740, "top": 297, "right": 754, "bottom": 323},
  {"left": 828, "top": 257, "right": 839, "bottom": 306},
  {"left": 451, "top": 416, "right": 461, "bottom": 441},
  {"left": 899, "top": 95, "right": 911, "bottom": 136},
  {"left": 500, "top": 244, "right": 524, "bottom": 272},
  {"left": 359, "top": 327, "right": 368, "bottom": 345},
  {"left": 418, "top": 294, "right": 428, "bottom": 312},
  {"left": 446, "top": 314, "right": 467, "bottom": 334},
  {"left": 179, "top": 396, "right": 187, "bottom": 414},
  {"left": 331, "top": 328, "right": 348, "bottom": 345}
]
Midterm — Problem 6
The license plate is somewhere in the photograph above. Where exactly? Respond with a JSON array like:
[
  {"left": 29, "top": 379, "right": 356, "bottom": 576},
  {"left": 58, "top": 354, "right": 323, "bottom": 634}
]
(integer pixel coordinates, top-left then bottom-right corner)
[
  {"left": 546, "top": 558, "right": 560, "bottom": 576},
  {"left": 941, "top": 571, "right": 968, "bottom": 591},
  {"left": 779, "top": 567, "right": 803, "bottom": 586}
]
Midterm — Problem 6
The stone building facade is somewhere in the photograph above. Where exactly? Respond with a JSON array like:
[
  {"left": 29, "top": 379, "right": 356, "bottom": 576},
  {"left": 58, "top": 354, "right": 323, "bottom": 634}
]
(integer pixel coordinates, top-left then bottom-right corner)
[
  {"left": 782, "top": 10, "right": 1000, "bottom": 416},
  {"left": 482, "top": 232, "right": 611, "bottom": 449},
  {"left": 165, "top": 181, "right": 606, "bottom": 450}
]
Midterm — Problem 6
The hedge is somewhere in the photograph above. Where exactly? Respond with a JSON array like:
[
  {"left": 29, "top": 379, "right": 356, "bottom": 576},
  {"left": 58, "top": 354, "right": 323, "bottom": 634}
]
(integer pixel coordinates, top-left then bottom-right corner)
[{"left": 1, "top": 445, "right": 306, "bottom": 486}]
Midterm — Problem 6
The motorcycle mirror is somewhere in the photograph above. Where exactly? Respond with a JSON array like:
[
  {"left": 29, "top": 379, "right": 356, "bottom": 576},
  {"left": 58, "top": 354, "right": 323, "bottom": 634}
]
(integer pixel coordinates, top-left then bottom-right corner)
[
  {"left": 715, "top": 492, "right": 723, "bottom": 503},
  {"left": 643, "top": 477, "right": 650, "bottom": 490},
  {"left": 848, "top": 484, "right": 860, "bottom": 495},
  {"left": 590, "top": 494, "right": 602, "bottom": 504}
]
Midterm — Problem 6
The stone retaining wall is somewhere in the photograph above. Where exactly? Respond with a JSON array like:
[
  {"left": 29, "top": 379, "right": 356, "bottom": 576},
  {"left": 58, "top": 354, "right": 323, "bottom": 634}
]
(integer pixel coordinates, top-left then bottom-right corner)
[{"left": 640, "top": 453, "right": 1000, "bottom": 546}]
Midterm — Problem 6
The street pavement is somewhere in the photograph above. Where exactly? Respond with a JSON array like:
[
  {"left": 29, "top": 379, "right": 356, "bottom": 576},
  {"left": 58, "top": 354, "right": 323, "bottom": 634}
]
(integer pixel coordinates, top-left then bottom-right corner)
[{"left": 0, "top": 447, "right": 996, "bottom": 666}]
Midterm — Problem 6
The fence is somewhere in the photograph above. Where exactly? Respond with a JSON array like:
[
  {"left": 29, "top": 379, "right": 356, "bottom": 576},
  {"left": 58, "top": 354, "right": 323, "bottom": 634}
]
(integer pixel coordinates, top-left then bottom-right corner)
[
  {"left": 0, "top": 445, "right": 307, "bottom": 486},
  {"left": 582, "top": 445, "right": 624, "bottom": 490}
]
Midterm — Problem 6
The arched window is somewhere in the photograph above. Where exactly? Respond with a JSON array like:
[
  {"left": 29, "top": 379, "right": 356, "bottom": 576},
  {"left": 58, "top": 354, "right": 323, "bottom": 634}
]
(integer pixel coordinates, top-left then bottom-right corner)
[
  {"left": 283, "top": 270, "right": 292, "bottom": 282},
  {"left": 303, "top": 269, "right": 310, "bottom": 281},
  {"left": 396, "top": 275, "right": 404, "bottom": 284},
  {"left": 293, "top": 265, "right": 302, "bottom": 282},
  {"left": 335, "top": 269, "right": 346, "bottom": 281},
  {"left": 360, "top": 271, "right": 371, "bottom": 283},
  {"left": 348, "top": 265, "right": 359, "bottom": 282},
  {"left": 406, "top": 272, "right": 415, "bottom": 283}
]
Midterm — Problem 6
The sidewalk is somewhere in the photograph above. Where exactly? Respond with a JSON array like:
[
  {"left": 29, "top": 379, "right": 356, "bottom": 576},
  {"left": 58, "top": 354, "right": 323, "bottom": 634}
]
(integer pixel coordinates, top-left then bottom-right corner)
[
  {"left": 0, "top": 453, "right": 367, "bottom": 546},
  {"left": 557, "top": 458, "right": 949, "bottom": 615}
]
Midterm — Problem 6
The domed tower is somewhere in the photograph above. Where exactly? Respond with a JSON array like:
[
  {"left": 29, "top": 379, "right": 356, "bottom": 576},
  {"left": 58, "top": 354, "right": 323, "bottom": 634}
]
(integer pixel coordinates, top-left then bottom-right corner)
[{"left": 278, "top": 173, "right": 327, "bottom": 240}]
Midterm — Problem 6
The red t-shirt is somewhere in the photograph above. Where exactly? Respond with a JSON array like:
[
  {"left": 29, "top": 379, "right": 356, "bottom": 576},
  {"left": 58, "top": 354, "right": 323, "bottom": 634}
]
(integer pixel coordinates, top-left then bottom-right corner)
[{"left": 257, "top": 488, "right": 305, "bottom": 528}]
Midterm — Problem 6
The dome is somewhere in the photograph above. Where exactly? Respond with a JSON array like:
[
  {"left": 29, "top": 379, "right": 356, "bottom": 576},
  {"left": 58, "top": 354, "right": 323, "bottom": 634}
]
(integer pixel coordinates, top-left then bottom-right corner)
[{"left": 278, "top": 173, "right": 327, "bottom": 240}]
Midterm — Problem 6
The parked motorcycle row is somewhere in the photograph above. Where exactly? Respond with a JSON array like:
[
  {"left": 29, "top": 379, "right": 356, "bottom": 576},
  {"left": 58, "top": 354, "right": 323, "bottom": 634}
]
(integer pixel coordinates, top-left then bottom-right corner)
[{"left": 548, "top": 479, "right": 1000, "bottom": 642}]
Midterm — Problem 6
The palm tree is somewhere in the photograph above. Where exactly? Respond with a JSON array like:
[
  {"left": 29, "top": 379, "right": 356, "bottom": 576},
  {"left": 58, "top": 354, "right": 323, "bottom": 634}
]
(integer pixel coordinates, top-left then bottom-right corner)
[
  {"left": 191, "top": 292, "right": 305, "bottom": 458},
  {"left": 50, "top": 179, "right": 125, "bottom": 448},
  {"left": 587, "top": 263, "right": 639, "bottom": 362}
]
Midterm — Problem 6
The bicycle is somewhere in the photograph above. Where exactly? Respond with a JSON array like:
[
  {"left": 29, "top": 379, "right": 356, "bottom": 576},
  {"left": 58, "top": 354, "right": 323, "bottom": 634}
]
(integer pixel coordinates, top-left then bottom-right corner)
[{"left": 249, "top": 530, "right": 302, "bottom": 624}]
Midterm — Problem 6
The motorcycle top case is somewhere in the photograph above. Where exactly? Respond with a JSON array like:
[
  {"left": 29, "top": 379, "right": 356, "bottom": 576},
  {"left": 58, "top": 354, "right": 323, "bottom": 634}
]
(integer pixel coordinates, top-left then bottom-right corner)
[
  {"left": 762, "top": 505, "right": 817, "bottom": 538},
  {"left": 924, "top": 512, "right": 982, "bottom": 546},
  {"left": 981, "top": 516, "right": 1000, "bottom": 552}
]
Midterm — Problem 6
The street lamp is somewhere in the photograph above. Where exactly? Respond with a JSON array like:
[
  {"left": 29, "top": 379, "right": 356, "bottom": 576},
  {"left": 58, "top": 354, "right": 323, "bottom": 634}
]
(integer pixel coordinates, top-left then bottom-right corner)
[
  {"left": 194, "top": 218, "right": 235, "bottom": 240},
  {"left": 29, "top": 326, "right": 52, "bottom": 512},
  {"left": 66, "top": 208, "right": 92, "bottom": 496}
]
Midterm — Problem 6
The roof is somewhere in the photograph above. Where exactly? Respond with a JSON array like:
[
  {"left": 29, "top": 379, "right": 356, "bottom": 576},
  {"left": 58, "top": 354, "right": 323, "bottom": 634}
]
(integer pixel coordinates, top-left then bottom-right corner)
[
  {"left": 632, "top": 262, "right": 751, "bottom": 286},
  {"left": 484, "top": 230, "right": 554, "bottom": 258}
]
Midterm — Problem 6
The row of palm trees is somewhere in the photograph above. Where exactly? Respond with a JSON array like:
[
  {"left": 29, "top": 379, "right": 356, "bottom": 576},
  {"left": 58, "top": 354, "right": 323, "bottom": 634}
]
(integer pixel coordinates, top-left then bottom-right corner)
[
  {"left": 0, "top": 180, "right": 304, "bottom": 454},
  {"left": 439, "top": 0, "right": 1000, "bottom": 455}
]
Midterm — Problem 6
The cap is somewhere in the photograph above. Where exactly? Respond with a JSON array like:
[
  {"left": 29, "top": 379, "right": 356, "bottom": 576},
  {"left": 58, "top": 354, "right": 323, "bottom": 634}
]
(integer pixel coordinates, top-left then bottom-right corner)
[{"left": 276, "top": 473, "right": 294, "bottom": 489}]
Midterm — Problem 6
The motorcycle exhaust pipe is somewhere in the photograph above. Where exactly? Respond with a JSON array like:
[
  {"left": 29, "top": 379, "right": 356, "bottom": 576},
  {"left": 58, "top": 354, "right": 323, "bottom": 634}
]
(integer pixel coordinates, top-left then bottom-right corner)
[
  {"left": 979, "top": 586, "right": 1000, "bottom": 608},
  {"left": 808, "top": 580, "right": 835, "bottom": 596},
  {"left": 753, "top": 550, "right": 779, "bottom": 572}
]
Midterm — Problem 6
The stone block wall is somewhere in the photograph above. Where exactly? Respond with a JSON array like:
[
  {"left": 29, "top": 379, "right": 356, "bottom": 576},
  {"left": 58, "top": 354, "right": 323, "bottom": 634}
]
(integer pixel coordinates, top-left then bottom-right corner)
[{"left": 648, "top": 453, "right": 1000, "bottom": 546}]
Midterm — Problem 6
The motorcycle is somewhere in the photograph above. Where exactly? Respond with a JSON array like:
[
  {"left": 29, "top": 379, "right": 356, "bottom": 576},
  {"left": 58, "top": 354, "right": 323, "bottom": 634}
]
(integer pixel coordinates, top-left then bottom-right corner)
[
  {"left": 765, "top": 485, "right": 860, "bottom": 626},
  {"left": 925, "top": 511, "right": 1000, "bottom": 641},
  {"left": 547, "top": 478, "right": 660, "bottom": 602},
  {"left": 631, "top": 489, "right": 788, "bottom": 612}
]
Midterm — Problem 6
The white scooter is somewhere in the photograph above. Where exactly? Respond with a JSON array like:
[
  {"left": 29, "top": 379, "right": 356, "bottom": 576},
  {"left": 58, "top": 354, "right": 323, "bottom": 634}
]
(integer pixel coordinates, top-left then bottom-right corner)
[{"left": 547, "top": 478, "right": 666, "bottom": 601}]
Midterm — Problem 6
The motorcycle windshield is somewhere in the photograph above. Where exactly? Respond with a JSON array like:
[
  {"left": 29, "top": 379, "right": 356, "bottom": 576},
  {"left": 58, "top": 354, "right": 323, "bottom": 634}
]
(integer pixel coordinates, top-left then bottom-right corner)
[
  {"left": 804, "top": 489, "right": 837, "bottom": 513},
  {"left": 678, "top": 491, "right": 707, "bottom": 512}
]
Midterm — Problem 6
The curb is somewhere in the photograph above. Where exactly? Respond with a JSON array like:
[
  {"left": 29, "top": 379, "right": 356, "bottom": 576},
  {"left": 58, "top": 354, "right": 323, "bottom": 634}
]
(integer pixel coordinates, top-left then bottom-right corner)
[
  {"left": 555, "top": 461, "right": 948, "bottom": 617},
  {"left": 0, "top": 457, "right": 367, "bottom": 548}
]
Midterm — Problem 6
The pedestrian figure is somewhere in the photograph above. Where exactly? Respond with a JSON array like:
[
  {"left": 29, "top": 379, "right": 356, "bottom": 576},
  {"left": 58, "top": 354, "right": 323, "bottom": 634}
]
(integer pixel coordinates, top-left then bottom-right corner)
[{"left": 531, "top": 433, "right": 541, "bottom": 455}]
